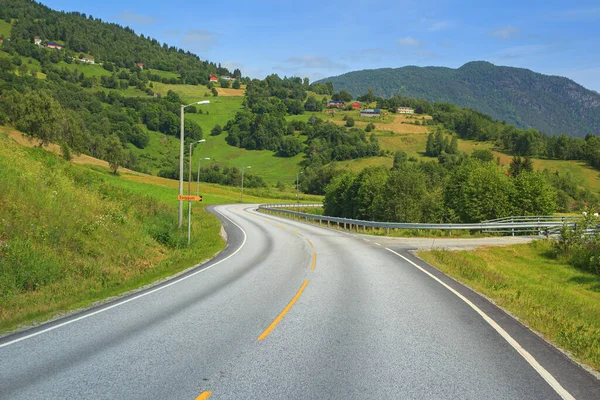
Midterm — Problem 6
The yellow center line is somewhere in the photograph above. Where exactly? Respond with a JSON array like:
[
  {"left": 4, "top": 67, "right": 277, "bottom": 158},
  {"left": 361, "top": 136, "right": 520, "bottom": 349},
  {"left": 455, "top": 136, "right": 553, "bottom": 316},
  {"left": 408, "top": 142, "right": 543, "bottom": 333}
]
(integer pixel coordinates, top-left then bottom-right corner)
[
  {"left": 311, "top": 252, "right": 317, "bottom": 271},
  {"left": 195, "top": 391, "right": 212, "bottom": 400},
  {"left": 290, "top": 229, "right": 303, "bottom": 237},
  {"left": 275, "top": 223, "right": 287, "bottom": 230},
  {"left": 257, "top": 280, "right": 309, "bottom": 341},
  {"left": 306, "top": 239, "right": 314, "bottom": 248}
]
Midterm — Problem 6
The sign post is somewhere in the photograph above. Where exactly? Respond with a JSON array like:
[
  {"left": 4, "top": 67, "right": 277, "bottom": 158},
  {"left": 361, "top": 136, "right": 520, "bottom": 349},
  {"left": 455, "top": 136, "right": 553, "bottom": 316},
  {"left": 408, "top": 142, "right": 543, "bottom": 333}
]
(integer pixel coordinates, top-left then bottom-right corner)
[{"left": 178, "top": 195, "right": 202, "bottom": 245}]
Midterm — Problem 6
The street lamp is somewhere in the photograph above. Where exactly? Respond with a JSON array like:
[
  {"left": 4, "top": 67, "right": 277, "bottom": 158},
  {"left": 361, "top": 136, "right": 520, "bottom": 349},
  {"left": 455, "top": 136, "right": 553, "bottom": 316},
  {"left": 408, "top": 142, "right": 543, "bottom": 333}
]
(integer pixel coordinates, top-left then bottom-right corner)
[
  {"left": 187, "top": 139, "right": 205, "bottom": 246},
  {"left": 197, "top": 157, "right": 211, "bottom": 196},
  {"left": 240, "top": 166, "right": 251, "bottom": 203},
  {"left": 296, "top": 170, "right": 304, "bottom": 204},
  {"left": 179, "top": 100, "right": 210, "bottom": 229}
]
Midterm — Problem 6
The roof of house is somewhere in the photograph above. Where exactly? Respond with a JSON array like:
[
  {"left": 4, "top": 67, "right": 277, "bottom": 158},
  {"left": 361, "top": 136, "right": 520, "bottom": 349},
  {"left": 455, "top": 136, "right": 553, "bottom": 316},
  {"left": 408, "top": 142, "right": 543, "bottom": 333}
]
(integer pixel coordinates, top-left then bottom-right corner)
[
  {"left": 361, "top": 109, "right": 380, "bottom": 113},
  {"left": 45, "top": 41, "right": 62, "bottom": 46}
]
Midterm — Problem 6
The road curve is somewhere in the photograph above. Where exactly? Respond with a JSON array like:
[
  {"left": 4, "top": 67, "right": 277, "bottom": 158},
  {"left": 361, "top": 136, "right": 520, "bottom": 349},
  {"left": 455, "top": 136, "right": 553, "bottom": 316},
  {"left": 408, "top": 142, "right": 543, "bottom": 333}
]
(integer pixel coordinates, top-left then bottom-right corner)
[{"left": 1, "top": 204, "right": 598, "bottom": 399}]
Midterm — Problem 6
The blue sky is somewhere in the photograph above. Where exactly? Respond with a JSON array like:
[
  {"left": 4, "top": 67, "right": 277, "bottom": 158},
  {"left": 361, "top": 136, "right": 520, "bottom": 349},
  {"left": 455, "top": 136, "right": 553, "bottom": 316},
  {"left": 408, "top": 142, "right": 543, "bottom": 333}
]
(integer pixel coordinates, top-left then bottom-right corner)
[{"left": 43, "top": 0, "right": 600, "bottom": 91}]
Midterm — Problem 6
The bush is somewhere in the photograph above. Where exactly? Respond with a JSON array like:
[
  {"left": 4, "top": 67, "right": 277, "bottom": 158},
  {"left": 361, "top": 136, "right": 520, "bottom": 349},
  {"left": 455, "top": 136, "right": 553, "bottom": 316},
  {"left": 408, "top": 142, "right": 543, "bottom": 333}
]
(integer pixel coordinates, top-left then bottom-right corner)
[{"left": 345, "top": 117, "right": 355, "bottom": 127}]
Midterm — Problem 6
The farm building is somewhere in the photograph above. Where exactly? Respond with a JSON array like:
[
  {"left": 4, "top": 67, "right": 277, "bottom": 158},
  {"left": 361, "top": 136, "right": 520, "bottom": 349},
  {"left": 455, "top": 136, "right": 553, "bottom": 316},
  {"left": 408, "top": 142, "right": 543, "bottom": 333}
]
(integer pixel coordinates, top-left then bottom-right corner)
[
  {"left": 34, "top": 36, "right": 41, "bottom": 46},
  {"left": 326, "top": 101, "right": 345, "bottom": 108},
  {"left": 44, "top": 41, "right": 63, "bottom": 49},
  {"left": 136, "top": 63, "right": 144, "bottom": 69},
  {"left": 80, "top": 56, "right": 95, "bottom": 64},
  {"left": 209, "top": 74, "right": 218, "bottom": 82},
  {"left": 397, "top": 107, "right": 414, "bottom": 114},
  {"left": 351, "top": 102, "right": 361, "bottom": 109},
  {"left": 360, "top": 109, "right": 381, "bottom": 117},
  {"left": 221, "top": 76, "right": 235, "bottom": 81}
]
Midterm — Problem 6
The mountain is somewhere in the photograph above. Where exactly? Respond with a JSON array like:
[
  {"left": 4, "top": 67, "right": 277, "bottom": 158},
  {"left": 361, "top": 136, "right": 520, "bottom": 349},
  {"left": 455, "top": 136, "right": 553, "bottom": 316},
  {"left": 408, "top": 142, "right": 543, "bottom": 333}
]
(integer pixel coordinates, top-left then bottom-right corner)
[{"left": 317, "top": 62, "right": 600, "bottom": 137}]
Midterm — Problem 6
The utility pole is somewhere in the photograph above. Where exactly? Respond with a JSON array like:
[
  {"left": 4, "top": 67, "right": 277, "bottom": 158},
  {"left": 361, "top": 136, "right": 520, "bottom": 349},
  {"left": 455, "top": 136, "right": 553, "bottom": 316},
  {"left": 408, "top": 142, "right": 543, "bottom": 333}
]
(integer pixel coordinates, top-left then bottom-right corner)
[{"left": 240, "top": 166, "right": 251, "bottom": 203}]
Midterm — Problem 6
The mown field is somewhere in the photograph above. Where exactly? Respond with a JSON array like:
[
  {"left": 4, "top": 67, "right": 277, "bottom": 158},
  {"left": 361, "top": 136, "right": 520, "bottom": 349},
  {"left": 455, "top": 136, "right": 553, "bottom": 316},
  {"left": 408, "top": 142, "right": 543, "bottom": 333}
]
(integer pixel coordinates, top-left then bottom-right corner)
[{"left": 419, "top": 241, "right": 600, "bottom": 372}]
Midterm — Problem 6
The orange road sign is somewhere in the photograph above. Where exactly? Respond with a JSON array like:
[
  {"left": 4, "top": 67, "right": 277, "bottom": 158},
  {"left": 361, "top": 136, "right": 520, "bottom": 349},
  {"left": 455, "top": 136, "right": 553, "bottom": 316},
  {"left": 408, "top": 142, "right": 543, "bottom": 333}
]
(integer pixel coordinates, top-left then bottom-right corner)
[{"left": 178, "top": 195, "right": 202, "bottom": 202}]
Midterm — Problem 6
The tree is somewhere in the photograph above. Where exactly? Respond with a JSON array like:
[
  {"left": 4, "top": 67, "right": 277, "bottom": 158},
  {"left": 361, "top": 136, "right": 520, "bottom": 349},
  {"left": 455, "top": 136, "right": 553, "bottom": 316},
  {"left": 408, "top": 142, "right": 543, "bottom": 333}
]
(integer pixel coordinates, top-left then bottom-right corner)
[
  {"left": 448, "top": 135, "right": 458, "bottom": 154},
  {"left": 211, "top": 124, "right": 223, "bottom": 136},
  {"left": 304, "top": 95, "right": 322, "bottom": 112},
  {"left": 345, "top": 117, "right": 355, "bottom": 127},
  {"left": 445, "top": 160, "right": 515, "bottom": 222},
  {"left": 393, "top": 151, "right": 408, "bottom": 169},
  {"left": 513, "top": 172, "right": 556, "bottom": 215},
  {"left": 232, "top": 79, "right": 241, "bottom": 89},
  {"left": 105, "top": 134, "right": 125, "bottom": 174},
  {"left": 471, "top": 149, "right": 494, "bottom": 162},
  {"left": 219, "top": 78, "right": 230, "bottom": 88},
  {"left": 211, "top": 87, "right": 218, "bottom": 97}
]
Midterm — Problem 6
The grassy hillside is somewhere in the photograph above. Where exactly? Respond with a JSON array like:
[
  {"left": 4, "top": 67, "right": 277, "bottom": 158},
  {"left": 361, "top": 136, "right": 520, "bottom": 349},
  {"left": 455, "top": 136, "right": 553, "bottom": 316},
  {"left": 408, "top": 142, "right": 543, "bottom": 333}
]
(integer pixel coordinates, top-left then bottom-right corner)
[
  {"left": 0, "top": 19, "right": 13, "bottom": 37},
  {"left": 0, "top": 132, "right": 320, "bottom": 333},
  {"left": 318, "top": 61, "right": 600, "bottom": 137}
]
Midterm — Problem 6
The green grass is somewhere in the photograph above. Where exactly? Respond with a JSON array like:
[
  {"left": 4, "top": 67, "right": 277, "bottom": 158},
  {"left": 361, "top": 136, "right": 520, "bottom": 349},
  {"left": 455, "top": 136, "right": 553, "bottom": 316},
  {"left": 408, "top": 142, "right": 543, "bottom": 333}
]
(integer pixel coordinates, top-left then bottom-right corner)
[
  {"left": 419, "top": 240, "right": 600, "bottom": 371},
  {"left": 56, "top": 61, "right": 112, "bottom": 78},
  {"left": 152, "top": 81, "right": 212, "bottom": 99},
  {"left": 201, "top": 133, "right": 306, "bottom": 185},
  {"left": 0, "top": 135, "right": 319, "bottom": 333},
  {"left": 0, "top": 20, "right": 13, "bottom": 38},
  {"left": 148, "top": 69, "right": 180, "bottom": 79}
]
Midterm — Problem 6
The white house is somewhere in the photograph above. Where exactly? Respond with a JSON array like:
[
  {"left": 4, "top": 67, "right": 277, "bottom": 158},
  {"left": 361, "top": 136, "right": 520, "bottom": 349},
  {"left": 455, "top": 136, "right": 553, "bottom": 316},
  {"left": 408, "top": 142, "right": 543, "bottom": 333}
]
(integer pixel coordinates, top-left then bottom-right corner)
[{"left": 397, "top": 107, "right": 414, "bottom": 114}]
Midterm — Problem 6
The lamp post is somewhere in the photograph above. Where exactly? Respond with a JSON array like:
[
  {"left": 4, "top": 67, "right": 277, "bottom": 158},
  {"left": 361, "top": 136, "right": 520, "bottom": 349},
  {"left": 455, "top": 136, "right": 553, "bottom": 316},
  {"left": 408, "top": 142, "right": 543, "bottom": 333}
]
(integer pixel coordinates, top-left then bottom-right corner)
[
  {"left": 240, "top": 166, "right": 251, "bottom": 203},
  {"left": 179, "top": 100, "right": 210, "bottom": 229},
  {"left": 296, "top": 170, "right": 303, "bottom": 204},
  {"left": 197, "top": 157, "right": 211, "bottom": 196},
  {"left": 187, "top": 139, "right": 205, "bottom": 246}
]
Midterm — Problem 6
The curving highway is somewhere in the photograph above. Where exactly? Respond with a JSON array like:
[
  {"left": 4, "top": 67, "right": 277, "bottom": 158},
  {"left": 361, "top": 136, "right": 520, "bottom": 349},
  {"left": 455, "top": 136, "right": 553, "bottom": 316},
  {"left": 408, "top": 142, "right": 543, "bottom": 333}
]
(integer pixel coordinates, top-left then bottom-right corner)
[{"left": 1, "top": 204, "right": 599, "bottom": 399}]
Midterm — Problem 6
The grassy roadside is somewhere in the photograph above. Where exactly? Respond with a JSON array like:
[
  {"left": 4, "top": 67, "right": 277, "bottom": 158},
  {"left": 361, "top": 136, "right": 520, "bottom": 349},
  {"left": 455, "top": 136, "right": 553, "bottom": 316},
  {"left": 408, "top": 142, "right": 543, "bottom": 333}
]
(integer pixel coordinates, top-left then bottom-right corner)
[
  {"left": 0, "top": 135, "right": 319, "bottom": 334},
  {"left": 418, "top": 240, "right": 600, "bottom": 372}
]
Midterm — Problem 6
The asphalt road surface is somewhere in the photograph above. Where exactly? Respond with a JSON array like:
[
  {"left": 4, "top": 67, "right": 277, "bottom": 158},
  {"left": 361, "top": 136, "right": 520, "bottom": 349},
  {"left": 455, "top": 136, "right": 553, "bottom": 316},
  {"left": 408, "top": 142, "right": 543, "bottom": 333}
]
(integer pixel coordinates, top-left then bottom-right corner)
[{"left": 1, "top": 204, "right": 599, "bottom": 399}]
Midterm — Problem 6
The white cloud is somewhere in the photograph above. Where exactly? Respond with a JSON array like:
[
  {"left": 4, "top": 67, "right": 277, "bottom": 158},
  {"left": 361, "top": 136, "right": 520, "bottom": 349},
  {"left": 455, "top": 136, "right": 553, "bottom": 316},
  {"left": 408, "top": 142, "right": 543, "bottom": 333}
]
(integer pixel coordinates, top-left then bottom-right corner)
[
  {"left": 181, "top": 30, "right": 217, "bottom": 51},
  {"left": 115, "top": 10, "right": 156, "bottom": 25},
  {"left": 397, "top": 36, "right": 422, "bottom": 47},
  {"left": 490, "top": 25, "right": 522, "bottom": 40}
]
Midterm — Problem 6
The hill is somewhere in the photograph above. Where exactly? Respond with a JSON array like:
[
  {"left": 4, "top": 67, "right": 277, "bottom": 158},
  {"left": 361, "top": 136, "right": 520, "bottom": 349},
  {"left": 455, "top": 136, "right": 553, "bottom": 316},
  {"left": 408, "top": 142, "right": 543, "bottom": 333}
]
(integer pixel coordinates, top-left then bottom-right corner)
[
  {"left": 317, "top": 61, "right": 600, "bottom": 138},
  {"left": 0, "top": 0, "right": 237, "bottom": 83}
]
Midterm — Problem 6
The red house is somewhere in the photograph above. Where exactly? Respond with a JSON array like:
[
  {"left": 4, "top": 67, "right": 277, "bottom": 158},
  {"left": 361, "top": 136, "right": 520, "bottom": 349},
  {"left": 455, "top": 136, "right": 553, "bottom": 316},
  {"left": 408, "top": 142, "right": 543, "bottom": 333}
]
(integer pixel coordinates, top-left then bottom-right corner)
[
  {"left": 351, "top": 102, "right": 361, "bottom": 109},
  {"left": 44, "top": 41, "right": 63, "bottom": 49},
  {"left": 136, "top": 63, "right": 144, "bottom": 69},
  {"left": 209, "top": 74, "right": 218, "bottom": 82}
]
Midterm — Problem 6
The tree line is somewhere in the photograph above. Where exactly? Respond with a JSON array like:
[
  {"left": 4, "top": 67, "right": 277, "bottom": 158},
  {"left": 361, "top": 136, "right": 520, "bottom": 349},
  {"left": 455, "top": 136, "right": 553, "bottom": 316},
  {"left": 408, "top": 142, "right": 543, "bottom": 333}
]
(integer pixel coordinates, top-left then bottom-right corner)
[{"left": 323, "top": 156, "right": 558, "bottom": 224}]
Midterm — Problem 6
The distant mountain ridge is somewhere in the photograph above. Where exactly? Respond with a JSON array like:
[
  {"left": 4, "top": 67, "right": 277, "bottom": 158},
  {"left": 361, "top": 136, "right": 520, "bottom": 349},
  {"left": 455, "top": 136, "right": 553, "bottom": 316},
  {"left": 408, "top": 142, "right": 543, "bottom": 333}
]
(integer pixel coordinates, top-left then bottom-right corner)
[{"left": 317, "top": 62, "right": 600, "bottom": 137}]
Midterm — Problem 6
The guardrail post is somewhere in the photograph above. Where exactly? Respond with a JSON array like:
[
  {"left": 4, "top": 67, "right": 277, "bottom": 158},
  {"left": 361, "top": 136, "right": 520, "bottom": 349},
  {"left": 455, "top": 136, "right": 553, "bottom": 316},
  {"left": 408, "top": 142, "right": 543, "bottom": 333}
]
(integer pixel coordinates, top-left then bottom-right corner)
[
  {"left": 386, "top": 227, "right": 389, "bottom": 236},
  {"left": 511, "top": 217, "right": 514, "bottom": 237}
]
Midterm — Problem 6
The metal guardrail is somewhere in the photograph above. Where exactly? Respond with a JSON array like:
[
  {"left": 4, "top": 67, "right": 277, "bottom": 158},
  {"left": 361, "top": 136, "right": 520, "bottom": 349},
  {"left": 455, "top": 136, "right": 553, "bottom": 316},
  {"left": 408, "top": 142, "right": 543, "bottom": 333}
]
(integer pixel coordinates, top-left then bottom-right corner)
[{"left": 258, "top": 204, "right": 582, "bottom": 236}]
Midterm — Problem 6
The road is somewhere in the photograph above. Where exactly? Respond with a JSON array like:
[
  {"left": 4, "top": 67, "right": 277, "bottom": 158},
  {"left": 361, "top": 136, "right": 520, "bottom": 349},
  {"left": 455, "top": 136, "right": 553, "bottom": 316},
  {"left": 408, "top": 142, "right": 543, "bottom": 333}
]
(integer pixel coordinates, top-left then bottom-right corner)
[{"left": 1, "top": 204, "right": 598, "bottom": 399}]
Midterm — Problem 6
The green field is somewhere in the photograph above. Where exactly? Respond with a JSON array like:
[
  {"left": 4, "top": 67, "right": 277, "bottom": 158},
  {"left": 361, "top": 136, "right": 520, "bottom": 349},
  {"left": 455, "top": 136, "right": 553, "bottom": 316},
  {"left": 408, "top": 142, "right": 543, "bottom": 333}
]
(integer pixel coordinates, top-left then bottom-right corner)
[
  {"left": 201, "top": 133, "right": 306, "bottom": 185},
  {"left": 56, "top": 60, "right": 112, "bottom": 78},
  {"left": 147, "top": 69, "right": 180, "bottom": 80},
  {"left": 419, "top": 241, "right": 600, "bottom": 371},
  {"left": 0, "top": 19, "right": 13, "bottom": 37},
  {"left": 152, "top": 81, "right": 212, "bottom": 99}
]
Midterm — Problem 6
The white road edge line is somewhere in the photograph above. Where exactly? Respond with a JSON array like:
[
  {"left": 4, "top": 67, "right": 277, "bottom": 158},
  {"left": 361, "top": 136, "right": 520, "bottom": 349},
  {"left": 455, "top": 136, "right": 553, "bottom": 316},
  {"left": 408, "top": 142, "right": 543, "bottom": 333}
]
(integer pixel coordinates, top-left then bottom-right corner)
[
  {"left": 374, "top": 243, "right": 381, "bottom": 247},
  {"left": 0, "top": 206, "right": 248, "bottom": 349},
  {"left": 385, "top": 247, "right": 575, "bottom": 400}
]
